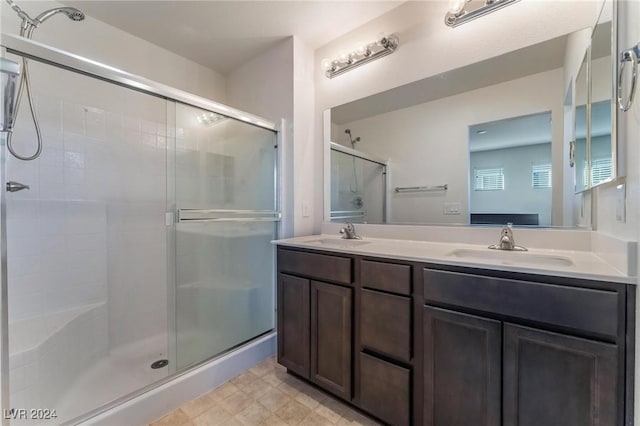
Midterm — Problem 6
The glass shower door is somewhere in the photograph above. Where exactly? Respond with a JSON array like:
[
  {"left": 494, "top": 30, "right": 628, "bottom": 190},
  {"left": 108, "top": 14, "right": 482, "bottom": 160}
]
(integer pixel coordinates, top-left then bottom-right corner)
[{"left": 173, "top": 103, "right": 278, "bottom": 370}]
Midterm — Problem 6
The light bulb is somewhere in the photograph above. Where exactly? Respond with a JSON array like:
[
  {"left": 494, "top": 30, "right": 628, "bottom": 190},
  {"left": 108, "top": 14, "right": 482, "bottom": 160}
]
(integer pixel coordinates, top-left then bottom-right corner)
[
  {"left": 448, "top": 0, "right": 466, "bottom": 15},
  {"left": 339, "top": 51, "right": 349, "bottom": 63},
  {"left": 321, "top": 58, "right": 332, "bottom": 71},
  {"left": 356, "top": 43, "right": 367, "bottom": 56}
]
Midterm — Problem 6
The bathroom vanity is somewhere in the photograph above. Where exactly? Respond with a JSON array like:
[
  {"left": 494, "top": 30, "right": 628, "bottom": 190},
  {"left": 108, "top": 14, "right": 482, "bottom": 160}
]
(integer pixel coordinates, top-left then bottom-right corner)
[{"left": 275, "top": 236, "right": 635, "bottom": 426}]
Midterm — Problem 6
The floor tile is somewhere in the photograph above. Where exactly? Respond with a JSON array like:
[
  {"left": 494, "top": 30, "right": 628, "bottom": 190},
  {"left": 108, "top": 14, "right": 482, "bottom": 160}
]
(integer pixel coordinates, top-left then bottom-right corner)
[
  {"left": 250, "top": 359, "right": 275, "bottom": 377},
  {"left": 180, "top": 392, "right": 216, "bottom": 418},
  {"left": 209, "top": 381, "right": 240, "bottom": 402},
  {"left": 274, "top": 399, "right": 311, "bottom": 425},
  {"left": 231, "top": 370, "right": 260, "bottom": 388},
  {"left": 241, "top": 377, "right": 272, "bottom": 399},
  {"left": 153, "top": 358, "right": 384, "bottom": 426},
  {"left": 260, "top": 414, "right": 288, "bottom": 426},
  {"left": 219, "top": 391, "right": 255, "bottom": 415},
  {"left": 257, "top": 387, "right": 291, "bottom": 412},
  {"left": 236, "top": 401, "right": 272, "bottom": 425},
  {"left": 191, "top": 403, "right": 234, "bottom": 426},
  {"left": 150, "top": 408, "right": 191, "bottom": 426}
]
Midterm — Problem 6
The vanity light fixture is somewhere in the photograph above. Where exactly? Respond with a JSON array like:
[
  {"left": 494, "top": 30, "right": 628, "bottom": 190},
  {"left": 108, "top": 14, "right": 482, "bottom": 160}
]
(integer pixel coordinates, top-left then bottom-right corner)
[
  {"left": 445, "top": 0, "right": 519, "bottom": 28},
  {"left": 321, "top": 34, "right": 399, "bottom": 79}
]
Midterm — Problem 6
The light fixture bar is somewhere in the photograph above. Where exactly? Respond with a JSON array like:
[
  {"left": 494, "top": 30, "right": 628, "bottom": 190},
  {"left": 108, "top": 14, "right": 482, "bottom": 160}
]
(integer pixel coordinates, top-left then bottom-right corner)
[
  {"left": 445, "top": 0, "right": 519, "bottom": 28},
  {"left": 324, "top": 35, "right": 399, "bottom": 79}
]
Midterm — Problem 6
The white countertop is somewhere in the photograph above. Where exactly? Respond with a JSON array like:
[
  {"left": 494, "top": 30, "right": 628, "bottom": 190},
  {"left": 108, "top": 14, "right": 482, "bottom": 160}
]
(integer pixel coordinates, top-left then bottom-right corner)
[{"left": 274, "top": 234, "right": 636, "bottom": 284}]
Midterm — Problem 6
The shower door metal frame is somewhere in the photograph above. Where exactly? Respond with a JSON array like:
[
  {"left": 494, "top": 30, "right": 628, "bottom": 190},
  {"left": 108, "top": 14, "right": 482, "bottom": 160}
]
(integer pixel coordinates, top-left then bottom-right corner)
[
  {"left": 0, "top": 34, "right": 276, "bottom": 131},
  {"left": 327, "top": 140, "right": 389, "bottom": 223},
  {"left": 0, "top": 45, "right": 10, "bottom": 426},
  {"left": 0, "top": 34, "right": 281, "bottom": 425}
]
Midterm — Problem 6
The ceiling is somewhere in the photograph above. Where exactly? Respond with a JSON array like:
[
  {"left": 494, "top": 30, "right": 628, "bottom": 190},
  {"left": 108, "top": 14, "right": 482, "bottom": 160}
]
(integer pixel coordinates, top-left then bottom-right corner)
[
  {"left": 469, "top": 101, "right": 611, "bottom": 153},
  {"left": 469, "top": 112, "right": 553, "bottom": 153},
  {"left": 62, "top": 1, "right": 404, "bottom": 75}
]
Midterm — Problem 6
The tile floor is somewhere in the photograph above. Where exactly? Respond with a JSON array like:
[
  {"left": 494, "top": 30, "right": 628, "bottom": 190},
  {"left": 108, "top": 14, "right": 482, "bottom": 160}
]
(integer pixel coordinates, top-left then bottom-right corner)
[{"left": 149, "top": 357, "right": 383, "bottom": 426}]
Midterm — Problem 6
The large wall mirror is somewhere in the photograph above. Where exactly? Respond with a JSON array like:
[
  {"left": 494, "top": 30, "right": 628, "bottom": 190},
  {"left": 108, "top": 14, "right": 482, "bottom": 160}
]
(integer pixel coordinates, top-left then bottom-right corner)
[{"left": 325, "top": 0, "right": 618, "bottom": 228}]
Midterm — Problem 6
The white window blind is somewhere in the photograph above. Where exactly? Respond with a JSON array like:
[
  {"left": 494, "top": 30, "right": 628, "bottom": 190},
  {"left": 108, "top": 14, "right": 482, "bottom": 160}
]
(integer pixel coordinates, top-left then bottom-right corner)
[
  {"left": 591, "top": 158, "right": 613, "bottom": 185},
  {"left": 475, "top": 168, "right": 504, "bottom": 191},
  {"left": 583, "top": 158, "right": 613, "bottom": 186},
  {"left": 532, "top": 164, "right": 552, "bottom": 189}
]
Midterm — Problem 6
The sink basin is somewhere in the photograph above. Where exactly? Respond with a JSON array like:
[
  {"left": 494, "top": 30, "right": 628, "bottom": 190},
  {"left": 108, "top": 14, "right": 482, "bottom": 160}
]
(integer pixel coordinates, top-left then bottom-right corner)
[
  {"left": 447, "top": 248, "right": 574, "bottom": 267},
  {"left": 306, "top": 238, "right": 372, "bottom": 248}
]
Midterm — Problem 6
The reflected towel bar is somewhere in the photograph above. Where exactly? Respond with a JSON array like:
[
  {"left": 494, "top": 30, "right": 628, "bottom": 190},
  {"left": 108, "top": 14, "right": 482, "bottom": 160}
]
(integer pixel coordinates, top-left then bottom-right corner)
[
  {"left": 330, "top": 210, "right": 365, "bottom": 221},
  {"left": 178, "top": 209, "right": 281, "bottom": 223},
  {"left": 394, "top": 184, "right": 448, "bottom": 193}
]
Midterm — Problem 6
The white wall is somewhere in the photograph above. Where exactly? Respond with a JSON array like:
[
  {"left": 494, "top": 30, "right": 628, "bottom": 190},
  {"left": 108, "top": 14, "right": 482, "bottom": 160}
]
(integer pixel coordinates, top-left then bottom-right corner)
[
  {"left": 333, "top": 68, "right": 563, "bottom": 225},
  {"left": 226, "top": 36, "right": 316, "bottom": 238},
  {"left": 226, "top": 37, "right": 294, "bottom": 238},
  {"left": 292, "top": 37, "right": 317, "bottom": 236}
]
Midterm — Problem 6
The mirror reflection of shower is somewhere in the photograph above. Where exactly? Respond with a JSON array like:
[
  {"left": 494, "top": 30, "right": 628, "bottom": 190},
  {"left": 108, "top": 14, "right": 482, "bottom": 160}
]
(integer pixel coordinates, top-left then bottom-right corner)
[
  {"left": 344, "top": 129, "right": 363, "bottom": 209},
  {"left": 4, "top": 0, "right": 85, "bottom": 160}
]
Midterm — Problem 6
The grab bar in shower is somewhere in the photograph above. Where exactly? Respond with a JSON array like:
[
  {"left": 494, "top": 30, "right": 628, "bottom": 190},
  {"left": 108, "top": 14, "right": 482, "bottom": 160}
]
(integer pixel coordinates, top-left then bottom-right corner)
[
  {"left": 177, "top": 209, "right": 281, "bottom": 223},
  {"left": 394, "top": 184, "right": 448, "bottom": 193}
]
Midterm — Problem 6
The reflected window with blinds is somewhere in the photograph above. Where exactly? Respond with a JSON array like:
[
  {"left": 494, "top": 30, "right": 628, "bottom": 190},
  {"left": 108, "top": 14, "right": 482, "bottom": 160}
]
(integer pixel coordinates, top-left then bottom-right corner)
[
  {"left": 532, "top": 164, "right": 552, "bottom": 189},
  {"left": 474, "top": 167, "right": 504, "bottom": 191},
  {"left": 583, "top": 158, "right": 613, "bottom": 187}
]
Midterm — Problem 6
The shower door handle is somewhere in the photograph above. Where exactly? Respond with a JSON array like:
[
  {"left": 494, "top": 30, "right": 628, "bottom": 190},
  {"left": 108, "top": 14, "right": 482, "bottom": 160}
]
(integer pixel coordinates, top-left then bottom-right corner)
[{"left": 6, "top": 181, "right": 30, "bottom": 192}]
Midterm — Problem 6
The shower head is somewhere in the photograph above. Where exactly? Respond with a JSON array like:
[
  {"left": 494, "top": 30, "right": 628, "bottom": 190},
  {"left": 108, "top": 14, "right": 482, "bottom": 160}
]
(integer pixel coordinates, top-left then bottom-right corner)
[
  {"left": 35, "top": 7, "right": 85, "bottom": 25},
  {"left": 344, "top": 128, "right": 360, "bottom": 146}
]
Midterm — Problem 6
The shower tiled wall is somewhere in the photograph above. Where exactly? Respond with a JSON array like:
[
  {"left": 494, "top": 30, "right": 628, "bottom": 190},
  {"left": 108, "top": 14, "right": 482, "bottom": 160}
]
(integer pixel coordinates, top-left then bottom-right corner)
[{"left": 5, "top": 55, "right": 168, "bottom": 354}]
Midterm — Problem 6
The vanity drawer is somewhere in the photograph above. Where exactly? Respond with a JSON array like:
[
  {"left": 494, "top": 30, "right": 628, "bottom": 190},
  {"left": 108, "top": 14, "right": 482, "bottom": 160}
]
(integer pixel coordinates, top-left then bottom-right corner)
[
  {"left": 278, "top": 249, "right": 352, "bottom": 285},
  {"left": 361, "top": 260, "right": 411, "bottom": 295},
  {"left": 359, "top": 352, "right": 410, "bottom": 426},
  {"left": 361, "top": 289, "right": 411, "bottom": 362},
  {"left": 423, "top": 269, "right": 620, "bottom": 340}
]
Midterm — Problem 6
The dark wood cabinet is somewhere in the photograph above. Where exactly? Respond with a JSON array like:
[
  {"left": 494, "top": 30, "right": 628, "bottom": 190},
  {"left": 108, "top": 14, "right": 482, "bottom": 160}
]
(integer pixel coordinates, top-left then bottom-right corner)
[
  {"left": 276, "top": 247, "right": 632, "bottom": 426},
  {"left": 277, "top": 273, "right": 310, "bottom": 378},
  {"left": 503, "top": 323, "right": 618, "bottom": 426},
  {"left": 359, "top": 353, "right": 411, "bottom": 426},
  {"left": 423, "top": 306, "right": 501, "bottom": 426},
  {"left": 310, "top": 281, "right": 353, "bottom": 400},
  {"left": 361, "top": 289, "right": 411, "bottom": 362}
]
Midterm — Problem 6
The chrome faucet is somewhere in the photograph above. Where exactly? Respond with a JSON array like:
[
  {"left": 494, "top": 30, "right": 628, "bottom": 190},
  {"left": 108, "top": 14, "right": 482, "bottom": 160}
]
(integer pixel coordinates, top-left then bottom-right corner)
[
  {"left": 339, "top": 222, "right": 361, "bottom": 240},
  {"left": 488, "top": 224, "right": 527, "bottom": 251}
]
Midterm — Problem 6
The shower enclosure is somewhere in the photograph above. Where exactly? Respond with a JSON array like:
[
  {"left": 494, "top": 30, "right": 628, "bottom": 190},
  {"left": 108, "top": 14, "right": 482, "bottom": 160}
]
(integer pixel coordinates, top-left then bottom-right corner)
[
  {"left": 329, "top": 142, "right": 386, "bottom": 223},
  {"left": 0, "top": 35, "right": 279, "bottom": 424}
]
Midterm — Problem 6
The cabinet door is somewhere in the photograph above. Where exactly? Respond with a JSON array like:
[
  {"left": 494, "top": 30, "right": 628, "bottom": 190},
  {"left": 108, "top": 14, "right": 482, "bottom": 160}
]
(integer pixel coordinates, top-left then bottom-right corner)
[
  {"left": 359, "top": 353, "right": 411, "bottom": 426},
  {"left": 277, "top": 274, "right": 310, "bottom": 378},
  {"left": 503, "top": 323, "right": 618, "bottom": 426},
  {"left": 310, "top": 281, "right": 352, "bottom": 400},
  {"left": 423, "top": 306, "right": 501, "bottom": 426},
  {"left": 361, "top": 289, "right": 411, "bottom": 362}
]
